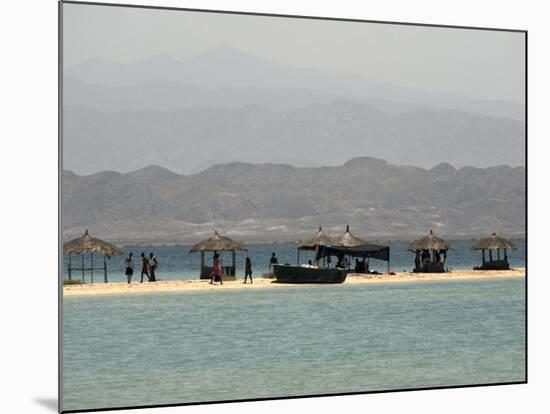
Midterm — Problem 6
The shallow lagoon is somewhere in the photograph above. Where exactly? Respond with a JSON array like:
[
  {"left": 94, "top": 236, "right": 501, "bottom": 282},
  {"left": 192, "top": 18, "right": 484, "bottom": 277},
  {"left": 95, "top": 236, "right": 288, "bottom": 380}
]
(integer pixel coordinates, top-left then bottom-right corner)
[{"left": 63, "top": 276, "right": 525, "bottom": 411}]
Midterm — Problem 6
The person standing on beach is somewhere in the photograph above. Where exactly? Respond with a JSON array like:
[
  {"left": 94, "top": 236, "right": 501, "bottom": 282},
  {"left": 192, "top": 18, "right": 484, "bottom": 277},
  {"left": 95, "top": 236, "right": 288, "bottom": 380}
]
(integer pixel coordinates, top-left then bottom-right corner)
[
  {"left": 244, "top": 257, "right": 253, "bottom": 284},
  {"left": 124, "top": 252, "right": 134, "bottom": 284},
  {"left": 149, "top": 252, "right": 158, "bottom": 282},
  {"left": 269, "top": 252, "right": 278, "bottom": 269},
  {"left": 210, "top": 253, "right": 222, "bottom": 285},
  {"left": 140, "top": 252, "right": 150, "bottom": 283}
]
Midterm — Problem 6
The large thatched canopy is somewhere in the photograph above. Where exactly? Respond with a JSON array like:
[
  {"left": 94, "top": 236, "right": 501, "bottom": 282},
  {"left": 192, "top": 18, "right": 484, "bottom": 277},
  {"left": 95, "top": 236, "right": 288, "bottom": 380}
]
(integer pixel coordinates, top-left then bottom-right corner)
[
  {"left": 334, "top": 225, "right": 366, "bottom": 247},
  {"left": 298, "top": 226, "right": 334, "bottom": 250},
  {"left": 408, "top": 230, "right": 452, "bottom": 252},
  {"left": 315, "top": 243, "right": 390, "bottom": 263},
  {"left": 189, "top": 230, "right": 247, "bottom": 253},
  {"left": 471, "top": 233, "right": 517, "bottom": 250},
  {"left": 63, "top": 229, "right": 123, "bottom": 258}
]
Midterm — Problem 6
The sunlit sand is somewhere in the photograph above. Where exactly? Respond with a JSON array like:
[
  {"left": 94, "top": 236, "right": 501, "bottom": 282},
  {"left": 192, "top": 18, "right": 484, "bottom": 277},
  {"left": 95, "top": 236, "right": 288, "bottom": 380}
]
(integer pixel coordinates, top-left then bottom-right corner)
[{"left": 63, "top": 268, "right": 525, "bottom": 296}]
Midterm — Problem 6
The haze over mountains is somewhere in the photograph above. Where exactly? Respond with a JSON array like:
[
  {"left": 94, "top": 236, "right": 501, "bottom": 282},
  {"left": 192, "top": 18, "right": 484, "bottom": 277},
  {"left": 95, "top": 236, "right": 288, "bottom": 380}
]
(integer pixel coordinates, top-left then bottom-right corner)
[
  {"left": 62, "top": 46, "right": 525, "bottom": 243},
  {"left": 63, "top": 46, "right": 525, "bottom": 175},
  {"left": 64, "top": 47, "right": 524, "bottom": 120},
  {"left": 64, "top": 103, "right": 524, "bottom": 175},
  {"left": 62, "top": 158, "right": 525, "bottom": 243}
]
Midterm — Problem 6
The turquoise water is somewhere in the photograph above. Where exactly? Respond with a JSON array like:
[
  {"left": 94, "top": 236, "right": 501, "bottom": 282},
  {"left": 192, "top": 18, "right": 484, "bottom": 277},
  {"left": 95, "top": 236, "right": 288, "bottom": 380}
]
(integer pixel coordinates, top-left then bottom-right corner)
[
  {"left": 63, "top": 240, "right": 526, "bottom": 282},
  {"left": 62, "top": 277, "right": 525, "bottom": 411}
]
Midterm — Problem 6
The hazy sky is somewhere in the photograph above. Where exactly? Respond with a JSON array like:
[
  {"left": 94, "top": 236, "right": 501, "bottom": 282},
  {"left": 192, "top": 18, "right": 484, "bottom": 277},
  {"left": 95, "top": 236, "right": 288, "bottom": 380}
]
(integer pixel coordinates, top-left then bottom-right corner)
[{"left": 62, "top": 2, "right": 525, "bottom": 103}]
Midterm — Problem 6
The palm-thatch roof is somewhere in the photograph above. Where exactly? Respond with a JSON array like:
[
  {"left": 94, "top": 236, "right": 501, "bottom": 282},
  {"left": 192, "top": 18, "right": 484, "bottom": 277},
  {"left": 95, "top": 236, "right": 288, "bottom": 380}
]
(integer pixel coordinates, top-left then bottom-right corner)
[
  {"left": 471, "top": 233, "right": 517, "bottom": 250},
  {"left": 189, "top": 230, "right": 247, "bottom": 253},
  {"left": 408, "top": 230, "right": 452, "bottom": 252},
  {"left": 298, "top": 226, "right": 334, "bottom": 250},
  {"left": 63, "top": 229, "right": 124, "bottom": 258},
  {"left": 334, "top": 225, "right": 366, "bottom": 247}
]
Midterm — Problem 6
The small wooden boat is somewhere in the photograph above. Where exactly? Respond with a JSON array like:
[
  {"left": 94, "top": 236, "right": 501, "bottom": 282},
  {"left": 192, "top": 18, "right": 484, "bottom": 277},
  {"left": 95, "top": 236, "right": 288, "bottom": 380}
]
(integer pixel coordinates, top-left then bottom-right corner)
[{"left": 273, "top": 264, "right": 348, "bottom": 284}]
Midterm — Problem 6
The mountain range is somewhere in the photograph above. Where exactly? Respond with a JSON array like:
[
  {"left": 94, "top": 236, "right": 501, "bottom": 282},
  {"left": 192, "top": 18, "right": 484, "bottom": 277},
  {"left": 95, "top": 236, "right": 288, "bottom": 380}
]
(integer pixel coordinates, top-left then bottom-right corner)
[
  {"left": 62, "top": 158, "right": 525, "bottom": 244},
  {"left": 65, "top": 46, "right": 524, "bottom": 121},
  {"left": 63, "top": 102, "right": 525, "bottom": 175}
]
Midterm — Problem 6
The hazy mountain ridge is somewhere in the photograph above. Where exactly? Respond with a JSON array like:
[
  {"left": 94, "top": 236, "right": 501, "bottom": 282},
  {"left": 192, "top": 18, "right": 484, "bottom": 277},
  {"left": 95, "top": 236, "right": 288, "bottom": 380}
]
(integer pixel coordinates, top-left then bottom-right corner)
[
  {"left": 63, "top": 102, "right": 525, "bottom": 175},
  {"left": 62, "top": 158, "right": 525, "bottom": 243},
  {"left": 64, "top": 46, "right": 524, "bottom": 120}
]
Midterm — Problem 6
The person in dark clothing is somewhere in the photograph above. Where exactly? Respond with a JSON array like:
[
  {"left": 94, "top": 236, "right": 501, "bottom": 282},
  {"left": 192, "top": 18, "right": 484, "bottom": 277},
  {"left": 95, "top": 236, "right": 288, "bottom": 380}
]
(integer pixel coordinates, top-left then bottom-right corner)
[
  {"left": 362, "top": 258, "right": 369, "bottom": 274},
  {"left": 210, "top": 253, "right": 222, "bottom": 285},
  {"left": 124, "top": 252, "right": 134, "bottom": 284},
  {"left": 244, "top": 257, "right": 253, "bottom": 284},
  {"left": 140, "top": 252, "right": 150, "bottom": 283},
  {"left": 421, "top": 249, "right": 430, "bottom": 266},
  {"left": 148, "top": 252, "right": 157, "bottom": 282},
  {"left": 269, "top": 252, "right": 278, "bottom": 269}
]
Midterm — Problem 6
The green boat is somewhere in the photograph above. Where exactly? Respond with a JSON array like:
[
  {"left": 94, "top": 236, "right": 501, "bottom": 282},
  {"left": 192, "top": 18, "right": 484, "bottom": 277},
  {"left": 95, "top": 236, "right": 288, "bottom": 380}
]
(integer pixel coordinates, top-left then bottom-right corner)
[{"left": 272, "top": 264, "right": 348, "bottom": 283}]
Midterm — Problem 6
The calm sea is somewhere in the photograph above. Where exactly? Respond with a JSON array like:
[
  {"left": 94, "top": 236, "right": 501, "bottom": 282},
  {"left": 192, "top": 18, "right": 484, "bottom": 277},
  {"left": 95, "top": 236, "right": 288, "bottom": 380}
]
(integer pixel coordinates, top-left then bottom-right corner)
[
  {"left": 62, "top": 277, "right": 526, "bottom": 411},
  {"left": 63, "top": 239, "right": 526, "bottom": 282}
]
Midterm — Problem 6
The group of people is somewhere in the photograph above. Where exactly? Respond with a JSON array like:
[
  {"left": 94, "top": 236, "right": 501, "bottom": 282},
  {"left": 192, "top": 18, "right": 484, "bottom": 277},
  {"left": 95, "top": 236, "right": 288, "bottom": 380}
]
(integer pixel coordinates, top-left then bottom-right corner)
[
  {"left": 415, "top": 249, "right": 447, "bottom": 270},
  {"left": 209, "top": 253, "right": 255, "bottom": 285},
  {"left": 124, "top": 252, "right": 158, "bottom": 284}
]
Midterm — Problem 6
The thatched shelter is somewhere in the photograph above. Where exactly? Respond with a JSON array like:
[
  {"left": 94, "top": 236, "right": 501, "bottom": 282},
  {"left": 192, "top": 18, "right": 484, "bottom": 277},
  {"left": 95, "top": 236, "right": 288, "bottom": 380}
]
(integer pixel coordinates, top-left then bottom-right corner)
[
  {"left": 63, "top": 229, "right": 123, "bottom": 283},
  {"left": 189, "top": 230, "right": 247, "bottom": 279},
  {"left": 471, "top": 233, "right": 517, "bottom": 270},
  {"left": 408, "top": 230, "right": 451, "bottom": 273},
  {"left": 297, "top": 226, "right": 334, "bottom": 264},
  {"left": 334, "top": 225, "right": 366, "bottom": 247}
]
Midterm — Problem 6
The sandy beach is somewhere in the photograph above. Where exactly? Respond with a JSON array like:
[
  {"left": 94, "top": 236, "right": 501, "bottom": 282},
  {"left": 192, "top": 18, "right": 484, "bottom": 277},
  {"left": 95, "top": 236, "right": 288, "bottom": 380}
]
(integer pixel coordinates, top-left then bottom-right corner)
[{"left": 63, "top": 268, "right": 525, "bottom": 296}]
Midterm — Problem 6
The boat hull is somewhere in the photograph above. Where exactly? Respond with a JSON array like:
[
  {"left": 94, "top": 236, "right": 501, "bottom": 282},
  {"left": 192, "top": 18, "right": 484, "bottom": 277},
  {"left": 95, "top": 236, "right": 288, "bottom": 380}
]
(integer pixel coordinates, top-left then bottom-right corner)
[{"left": 273, "top": 264, "right": 348, "bottom": 283}]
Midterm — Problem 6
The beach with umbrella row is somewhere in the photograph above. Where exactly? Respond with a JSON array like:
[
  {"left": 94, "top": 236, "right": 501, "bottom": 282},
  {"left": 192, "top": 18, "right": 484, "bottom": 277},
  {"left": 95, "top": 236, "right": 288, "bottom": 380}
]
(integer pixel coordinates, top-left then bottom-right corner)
[{"left": 62, "top": 227, "right": 523, "bottom": 295}]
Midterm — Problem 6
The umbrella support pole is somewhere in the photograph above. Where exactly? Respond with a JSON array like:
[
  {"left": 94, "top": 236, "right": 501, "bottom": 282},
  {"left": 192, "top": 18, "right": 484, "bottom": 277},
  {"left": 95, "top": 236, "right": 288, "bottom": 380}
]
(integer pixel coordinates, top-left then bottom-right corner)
[
  {"left": 104, "top": 255, "right": 107, "bottom": 283},
  {"left": 68, "top": 253, "right": 72, "bottom": 281}
]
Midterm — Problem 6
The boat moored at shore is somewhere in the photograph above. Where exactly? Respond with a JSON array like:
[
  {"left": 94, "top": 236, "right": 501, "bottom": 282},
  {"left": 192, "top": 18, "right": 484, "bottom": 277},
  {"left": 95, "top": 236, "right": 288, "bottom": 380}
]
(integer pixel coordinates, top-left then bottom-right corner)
[{"left": 273, "top": 264, "right": 348, "bottom": 283}]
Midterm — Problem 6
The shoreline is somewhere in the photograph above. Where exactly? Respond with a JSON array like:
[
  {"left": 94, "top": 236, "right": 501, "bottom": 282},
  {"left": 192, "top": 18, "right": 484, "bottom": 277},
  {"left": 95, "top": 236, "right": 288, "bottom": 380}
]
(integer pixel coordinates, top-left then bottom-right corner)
[{"left": 63, "top": 268, "right": 525, "bottom": 296}]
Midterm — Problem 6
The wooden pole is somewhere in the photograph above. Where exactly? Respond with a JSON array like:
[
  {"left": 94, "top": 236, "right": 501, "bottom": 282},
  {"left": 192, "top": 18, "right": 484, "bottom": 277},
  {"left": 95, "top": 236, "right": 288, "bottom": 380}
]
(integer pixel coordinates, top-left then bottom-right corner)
[
  {"left": 497, "top": 248, "right": 500, "bottom": 260},
  {"left": 232, "top": 250, "right": 236, "bottom": 276},
  {"left": 489, "top": 250, "right": 493, "bottom": 263},
  {"left": 104, "top": 255, "right": 107, "bottom": 283},
  {"left": 297, "top": 249, "right": 300, "bottom": 265},
  {"left": 68, "top": 253, "right": 72, "bottom": 281},
  {"left": 200, "top": 251, "right": 205, "bottom": 276},
  {"left": 482, "top": 249, "right": 486, "bottom": 264}
]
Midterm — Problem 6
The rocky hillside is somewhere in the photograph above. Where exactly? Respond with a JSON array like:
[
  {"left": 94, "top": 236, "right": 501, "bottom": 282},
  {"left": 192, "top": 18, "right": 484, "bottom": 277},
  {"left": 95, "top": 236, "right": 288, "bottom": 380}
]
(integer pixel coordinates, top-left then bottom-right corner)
[{"left": 62, "top": 158, "right": 525, "bottom": 243}]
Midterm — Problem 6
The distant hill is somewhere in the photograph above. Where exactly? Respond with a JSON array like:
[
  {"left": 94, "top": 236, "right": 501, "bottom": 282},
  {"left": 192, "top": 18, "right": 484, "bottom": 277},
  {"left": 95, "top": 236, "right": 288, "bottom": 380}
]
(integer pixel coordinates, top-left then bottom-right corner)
[
  {"left": 63, "top": 102, "right": 525, "bottom": 175},
  {"left": 62, "top": 158, "right": 525, "bottom": 243},
  {"left": 64, "top": 46, "right": 524, "bottom": 120}
]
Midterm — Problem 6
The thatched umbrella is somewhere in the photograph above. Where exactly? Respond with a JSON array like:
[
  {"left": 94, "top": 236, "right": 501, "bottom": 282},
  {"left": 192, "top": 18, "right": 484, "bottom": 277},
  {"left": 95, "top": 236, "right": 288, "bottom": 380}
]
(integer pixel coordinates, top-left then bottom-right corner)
[
  {"left": 334, "top": 225, "right": 366, "bottom": 247},
  {"left": 63, "top": 229, "right": 123, "bottom": 283},
  {"left": 471, "top": 232, "right": 516, "bottom": 267},
  {"left": 407, "top": 230, "right": 451, "bottom": 252},
  {"left": 296, "top": 226, "right": 334, "bottom": 264},
  {"left": 408, "top": 230, "right": 451, "bottom": 273},
  {"left": 189, "top": 231, "right": 247, "bottom": 279}
]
